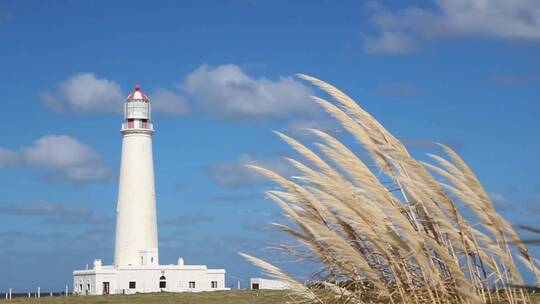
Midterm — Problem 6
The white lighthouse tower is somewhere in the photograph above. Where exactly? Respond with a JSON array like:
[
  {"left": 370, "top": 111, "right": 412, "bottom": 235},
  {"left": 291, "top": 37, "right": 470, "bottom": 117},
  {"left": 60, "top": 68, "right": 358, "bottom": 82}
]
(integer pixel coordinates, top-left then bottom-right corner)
[
  {"left": 73, "top": 85, "right": 228, "bottom": 296},
  {"left": 114, "top": 84, "right": 159, "bottom": 267}
]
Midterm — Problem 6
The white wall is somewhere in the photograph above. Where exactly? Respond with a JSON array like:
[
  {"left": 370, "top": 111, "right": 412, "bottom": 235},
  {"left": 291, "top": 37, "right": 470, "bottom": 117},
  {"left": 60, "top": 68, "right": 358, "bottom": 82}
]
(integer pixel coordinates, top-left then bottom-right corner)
[
  {"left": 74, "top": 267, "right": 118, "bottom": 295},
  {"left": 74, "top": 265, "right": 228, "bottom": 295},
  {"left": 250, "top": 278, "right": 289, "bottom": 290},
  {"left": 115, "top": 132, "right": 159, "bottom": 267},
  {"left": 74, "top": 274, "right": 96, "bottom": 295}
]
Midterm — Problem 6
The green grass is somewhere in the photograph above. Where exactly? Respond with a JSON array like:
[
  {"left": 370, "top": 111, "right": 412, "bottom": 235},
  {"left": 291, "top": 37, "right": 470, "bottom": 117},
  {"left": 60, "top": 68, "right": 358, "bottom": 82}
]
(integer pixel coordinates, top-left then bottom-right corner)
[{"left": 6, "top": 290, "right": 290, "bottom": 304}]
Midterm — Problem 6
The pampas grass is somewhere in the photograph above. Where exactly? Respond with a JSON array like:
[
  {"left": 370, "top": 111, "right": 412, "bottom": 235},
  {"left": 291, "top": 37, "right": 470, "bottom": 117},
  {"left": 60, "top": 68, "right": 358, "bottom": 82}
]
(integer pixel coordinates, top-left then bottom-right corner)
[{"left": 241, "top": 75, "right": 540, "bottom": 304}]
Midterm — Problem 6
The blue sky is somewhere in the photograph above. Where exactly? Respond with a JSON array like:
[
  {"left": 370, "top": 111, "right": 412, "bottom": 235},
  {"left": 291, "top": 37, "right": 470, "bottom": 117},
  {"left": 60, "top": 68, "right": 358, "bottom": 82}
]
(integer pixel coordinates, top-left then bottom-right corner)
[{"left": 1, "top": 0, "right": 540, "bottom": 291}]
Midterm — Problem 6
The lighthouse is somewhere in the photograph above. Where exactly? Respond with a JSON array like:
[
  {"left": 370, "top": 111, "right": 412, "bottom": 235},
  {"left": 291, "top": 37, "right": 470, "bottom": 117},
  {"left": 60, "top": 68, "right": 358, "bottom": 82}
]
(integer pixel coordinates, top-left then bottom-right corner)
[
  {"left": 73, "top": 85, "right": 228, "bottom": 295},
  {"left": 114, "top": 84, "right": 159, "bottom": 267}
]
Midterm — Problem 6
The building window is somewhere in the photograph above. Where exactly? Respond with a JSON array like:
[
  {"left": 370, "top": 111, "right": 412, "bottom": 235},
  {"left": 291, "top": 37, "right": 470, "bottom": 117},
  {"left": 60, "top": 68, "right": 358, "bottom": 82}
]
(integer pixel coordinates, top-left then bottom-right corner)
[
  {"left": 159, "top": 275, "right": 167, "bottom": 289},
  {"left": 79, "top": 284, "right": 83, "bottom": 293},
  {"left": 129, "top": 281, "right": 136, "bottom": 289},
  {"left": 211, "top": 281, "right": 218, "bottom": 288},
  {"left": 151, "top": 257, "right": 154, "bottom": 263},
  {"left": 141, "top": 256, "right": 144, "bottom": 265},
  {"left": 189, "top": 281, "right": 196, "bottom": 289},
  {"left": 252, "top": 283, "right": 259, "bottom": 290}
]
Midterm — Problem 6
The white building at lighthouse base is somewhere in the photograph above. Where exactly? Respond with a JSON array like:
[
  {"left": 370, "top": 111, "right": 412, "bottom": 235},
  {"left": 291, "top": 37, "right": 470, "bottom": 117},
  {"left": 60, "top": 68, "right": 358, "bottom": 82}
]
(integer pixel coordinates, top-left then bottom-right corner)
[{"left": 73, "top": 258, "right": 228, "bottom": 295}]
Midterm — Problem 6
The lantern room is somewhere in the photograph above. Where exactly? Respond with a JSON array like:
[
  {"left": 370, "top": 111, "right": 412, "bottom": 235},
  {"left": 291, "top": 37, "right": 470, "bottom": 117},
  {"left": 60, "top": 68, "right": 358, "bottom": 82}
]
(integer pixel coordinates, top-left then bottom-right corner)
[{"left": 122, "top": 84, "right": 153, "bottom": 131}]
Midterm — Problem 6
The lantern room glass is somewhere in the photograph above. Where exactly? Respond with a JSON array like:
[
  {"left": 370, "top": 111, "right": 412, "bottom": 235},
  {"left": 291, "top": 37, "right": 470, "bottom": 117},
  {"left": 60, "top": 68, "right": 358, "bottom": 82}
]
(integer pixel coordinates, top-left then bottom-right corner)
[{"left": 125, "top": 101, "right": 151, "bottom": 120}]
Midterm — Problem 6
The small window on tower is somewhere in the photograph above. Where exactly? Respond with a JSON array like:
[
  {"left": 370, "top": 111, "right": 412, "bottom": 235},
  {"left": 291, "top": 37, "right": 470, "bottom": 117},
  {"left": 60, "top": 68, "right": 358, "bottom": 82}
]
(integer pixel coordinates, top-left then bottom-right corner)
[
  {"left": 211, "top": 281, "right": 218, "bottom": 288},
  {"left": 129, "top": 281, "right": 136, "bottom": 289},
  {"left": 189, "top": 281, "right": 196, "bottom": 289}
]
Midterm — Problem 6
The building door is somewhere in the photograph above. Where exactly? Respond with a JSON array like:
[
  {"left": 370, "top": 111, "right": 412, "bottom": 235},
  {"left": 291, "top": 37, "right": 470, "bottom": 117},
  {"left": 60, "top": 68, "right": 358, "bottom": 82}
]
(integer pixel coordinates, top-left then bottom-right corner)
[
  {"left": 159, "top": 276, "right": 167, "bottom": 289},
  {"left": 102, "top": 282, "right": 110, "bottom": 295}
]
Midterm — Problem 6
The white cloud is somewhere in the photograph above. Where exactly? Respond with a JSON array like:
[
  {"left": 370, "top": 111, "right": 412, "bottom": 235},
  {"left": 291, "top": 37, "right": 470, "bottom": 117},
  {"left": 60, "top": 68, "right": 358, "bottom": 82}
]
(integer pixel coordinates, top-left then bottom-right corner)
[
  {"left": 22, "top": 135, "right": 101, "bottom": 168},
  {"left": 205, "top": 154, "right": 297, "bottom": 187},
  {"left": 363, "top": 0, "right": 540, "bottom": 54},
  {"left": 40, "top": 73, "right": 124, "bottom": 113},
  {"left": 489, "top": 192, "right": 508, "bottom": 205},
  {"left": 362, "top": 31, "right": 416, "bottom": 54},
  {"left": 491, "top": 74, "right": 540, "bottom": 85},
  {"left": 183, "top": 64, "right": 316, "bottom": 121},
  {"left": 58, "top": 165, "right": 113, "bottom": 182},
  {"left": 41, "top": 73, "right": 189, "bottom": 115},
  {"left": 488, "top": 192, "right": 512, "bottom": 211},
  {"left": 1, "top": 135, "right": 113, "bottom": 182},
  {"left": 285, "top": 118, "right": 343, "bottom": 140},
  {"left": 0, "top": 201, "right": 110, "bottom": 224},
  {"left": 151, "top": 88, "right": 190, "bottom": 115},
  {"left": 165, "top": 214, "right": 214, "bottom": 227},
  {"left": 41, "top": 65, "right": 317, "bottom": 120},
  {"left": 0, "top": 148, "right": 21, "bottom": 168}
]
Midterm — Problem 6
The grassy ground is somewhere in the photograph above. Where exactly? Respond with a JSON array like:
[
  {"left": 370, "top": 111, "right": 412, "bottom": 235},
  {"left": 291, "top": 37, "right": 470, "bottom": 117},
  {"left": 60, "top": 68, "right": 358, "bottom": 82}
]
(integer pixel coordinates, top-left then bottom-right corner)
[
  {"left": 4, "top": 290, "right": 290, "bottom": 304},
  {"left": 4, "top": 290, "right": 538, "bottom": 303}
]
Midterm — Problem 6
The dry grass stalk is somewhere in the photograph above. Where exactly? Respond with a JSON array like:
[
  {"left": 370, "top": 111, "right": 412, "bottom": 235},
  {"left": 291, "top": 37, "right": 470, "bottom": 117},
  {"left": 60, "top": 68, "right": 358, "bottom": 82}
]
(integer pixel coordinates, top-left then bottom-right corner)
[{"left": 241, "top": 75, "right": 538, "bottom": 304}]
